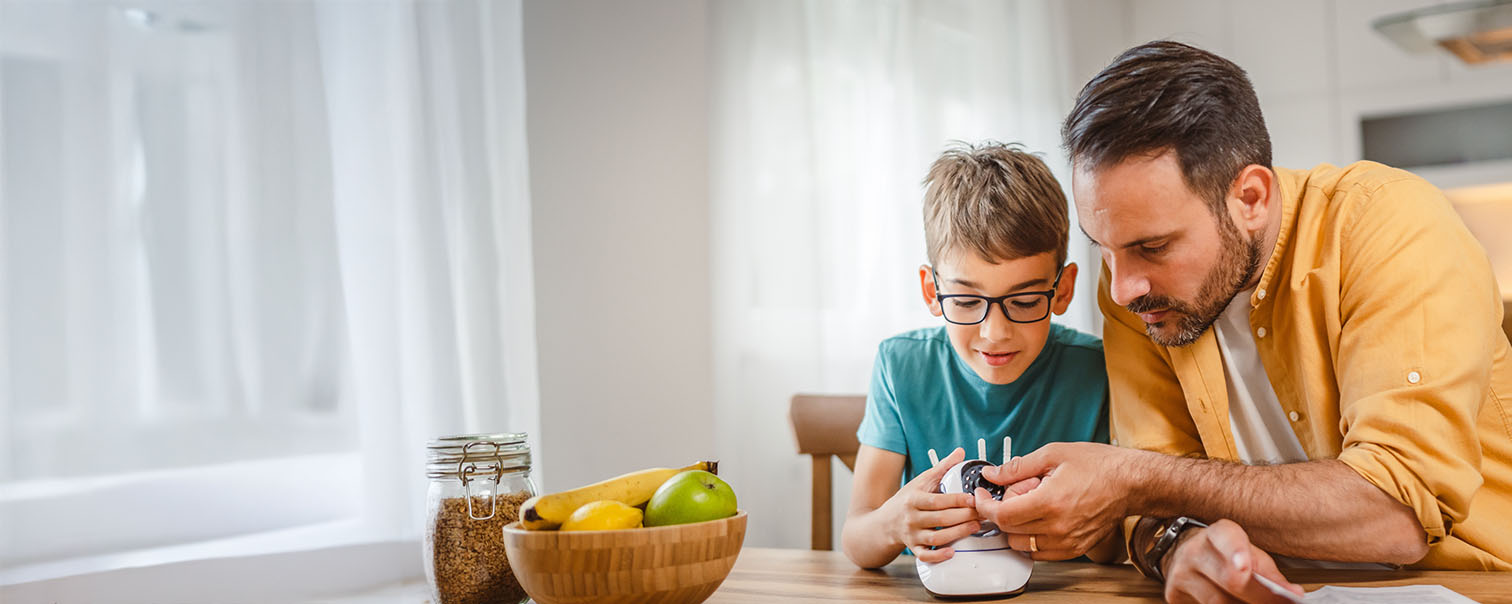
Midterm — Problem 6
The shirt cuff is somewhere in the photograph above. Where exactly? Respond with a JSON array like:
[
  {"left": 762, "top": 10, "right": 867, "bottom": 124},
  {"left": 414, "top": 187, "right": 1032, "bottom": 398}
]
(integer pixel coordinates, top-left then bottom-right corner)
[{"left": 1337, "top": 445, "right": 1450, "bottom": 546}]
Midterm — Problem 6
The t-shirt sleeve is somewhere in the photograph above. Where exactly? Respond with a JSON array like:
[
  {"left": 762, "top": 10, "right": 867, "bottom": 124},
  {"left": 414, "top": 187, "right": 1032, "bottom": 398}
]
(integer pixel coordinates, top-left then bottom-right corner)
[{"left": 857, "top": 343, "right": 907, "bottom": 455}]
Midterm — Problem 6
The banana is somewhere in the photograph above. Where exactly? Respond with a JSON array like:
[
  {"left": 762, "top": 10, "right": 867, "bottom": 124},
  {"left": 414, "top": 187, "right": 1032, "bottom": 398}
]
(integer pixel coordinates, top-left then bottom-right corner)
[{"left": 520, "top": 460, "right": 717, "bottom": 530}]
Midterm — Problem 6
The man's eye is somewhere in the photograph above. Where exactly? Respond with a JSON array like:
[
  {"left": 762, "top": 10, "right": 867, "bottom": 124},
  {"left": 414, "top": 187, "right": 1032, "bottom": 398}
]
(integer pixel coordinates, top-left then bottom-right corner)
[{"left": 1140, "top": 243, "right": 1168, "bottom": 255}]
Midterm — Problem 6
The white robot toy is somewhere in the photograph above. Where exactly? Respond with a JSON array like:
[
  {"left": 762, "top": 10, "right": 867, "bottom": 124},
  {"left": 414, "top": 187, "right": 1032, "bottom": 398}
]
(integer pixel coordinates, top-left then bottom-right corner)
[{"left": 915, "top": 436, "right": 1034, "bottom": 598}]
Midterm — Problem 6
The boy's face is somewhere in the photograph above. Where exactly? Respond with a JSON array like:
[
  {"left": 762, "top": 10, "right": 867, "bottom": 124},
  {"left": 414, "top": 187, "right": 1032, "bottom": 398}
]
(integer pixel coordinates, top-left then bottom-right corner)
[{"left": 920, "top": 251, "right": 1078, "bottom": 385}]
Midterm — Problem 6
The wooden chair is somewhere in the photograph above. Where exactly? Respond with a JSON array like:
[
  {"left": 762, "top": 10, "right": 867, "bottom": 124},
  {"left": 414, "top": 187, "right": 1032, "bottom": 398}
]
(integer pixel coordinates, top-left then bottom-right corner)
[{"left": 788, "top": 393, "right": 867, "bottom": 551}]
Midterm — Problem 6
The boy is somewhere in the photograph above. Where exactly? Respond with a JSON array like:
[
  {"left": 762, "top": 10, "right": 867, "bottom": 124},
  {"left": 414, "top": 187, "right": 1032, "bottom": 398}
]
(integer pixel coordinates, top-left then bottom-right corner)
[{"left": 841, "top": 142, "right": 1115, "bottom": 568}]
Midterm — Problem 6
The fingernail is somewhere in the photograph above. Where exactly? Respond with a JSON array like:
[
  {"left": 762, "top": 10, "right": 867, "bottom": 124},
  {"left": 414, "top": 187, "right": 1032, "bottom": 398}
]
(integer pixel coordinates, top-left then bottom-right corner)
[{"left": 1231, "top": 552, "right": 1247, "bottom": 571}]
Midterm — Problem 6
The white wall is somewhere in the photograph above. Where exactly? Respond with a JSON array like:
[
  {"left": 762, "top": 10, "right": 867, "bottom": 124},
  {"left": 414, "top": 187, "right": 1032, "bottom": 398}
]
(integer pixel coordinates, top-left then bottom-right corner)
[
  {"left": 1066, "top": 0, "right": 1512, "bottom": 174},
  {"left": 523, "top": 0, "right": 714, "bottom": 493}
]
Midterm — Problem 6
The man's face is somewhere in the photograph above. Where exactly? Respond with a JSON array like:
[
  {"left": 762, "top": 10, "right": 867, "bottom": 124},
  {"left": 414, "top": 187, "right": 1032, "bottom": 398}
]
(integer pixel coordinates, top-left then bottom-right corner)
[
  {"left": 1072, "top": 151, "right": 1262, "bottom": 347},
  {"left": 922, "top": 251, "right": 1074, "bottom": 385}
]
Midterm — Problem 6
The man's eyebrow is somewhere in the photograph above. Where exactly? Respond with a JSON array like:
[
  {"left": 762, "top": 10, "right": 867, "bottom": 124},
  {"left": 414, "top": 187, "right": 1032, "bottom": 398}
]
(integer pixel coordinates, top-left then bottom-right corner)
[
  {"left": 1078, "top": 224, "right": 1101, "bottom": 247},
  {"left": 1078, "top": 224, "right": 1178, "bottom": 250}
]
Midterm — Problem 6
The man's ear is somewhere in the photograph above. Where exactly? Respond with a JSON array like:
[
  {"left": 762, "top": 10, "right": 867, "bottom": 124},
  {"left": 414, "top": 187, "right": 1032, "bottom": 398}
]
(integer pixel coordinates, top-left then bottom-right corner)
[
  {"left": 1227, "top": 164, "right": 1275, "bottom": 235},
  {"left": 1051, "top": 262, "right": 1079, "bottom": 315},
  {"left": 920, "top": 264, "right": 943, "bottom": 317}
]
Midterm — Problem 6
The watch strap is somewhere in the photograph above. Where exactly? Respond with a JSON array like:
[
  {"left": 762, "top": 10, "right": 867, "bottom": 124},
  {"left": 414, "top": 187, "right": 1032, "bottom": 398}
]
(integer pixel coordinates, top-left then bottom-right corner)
[{"left": 1146, "top": 516, "right": 1209, "bottom": 583}]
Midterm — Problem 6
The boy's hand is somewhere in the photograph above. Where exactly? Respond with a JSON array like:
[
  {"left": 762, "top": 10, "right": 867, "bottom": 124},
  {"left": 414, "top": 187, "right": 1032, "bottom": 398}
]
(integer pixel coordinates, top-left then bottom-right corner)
[{"left": 882, "top": 447, "right": 980, "bottom": 563}]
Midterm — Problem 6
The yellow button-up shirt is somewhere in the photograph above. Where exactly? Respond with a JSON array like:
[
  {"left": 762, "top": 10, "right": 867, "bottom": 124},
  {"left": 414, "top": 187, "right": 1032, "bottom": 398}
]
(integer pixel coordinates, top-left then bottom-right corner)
[{"left": 1102, "top": 161, "right": 1512, "bottom": 570}]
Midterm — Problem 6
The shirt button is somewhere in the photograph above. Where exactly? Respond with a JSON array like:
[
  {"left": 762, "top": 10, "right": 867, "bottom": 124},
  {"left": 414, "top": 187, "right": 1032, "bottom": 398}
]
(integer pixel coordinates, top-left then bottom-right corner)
[
  {"left": 1288, "top": 411, "right": 1300, "bottom": 422},
  {"left": 1112, "top": 439, "right": 1120, "bottom": 447},
  {"left": 1257, "top": 327, "right": 1267, "bottom": 338},
  {"left": 1257, "top": 289, "right": 1267, "bottom": 300},
  {"left": 1408, "top": 371, "right": 1421, "bottom": 384}
]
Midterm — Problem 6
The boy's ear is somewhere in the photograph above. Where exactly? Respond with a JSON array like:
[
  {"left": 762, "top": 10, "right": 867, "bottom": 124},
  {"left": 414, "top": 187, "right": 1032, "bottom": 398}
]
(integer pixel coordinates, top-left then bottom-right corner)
[
  {"left": 920, "top": 265, "right": 943, "bottom": 317},
  {"left": 1051, "top": 262, "right": 1078, "bottom": 315}
]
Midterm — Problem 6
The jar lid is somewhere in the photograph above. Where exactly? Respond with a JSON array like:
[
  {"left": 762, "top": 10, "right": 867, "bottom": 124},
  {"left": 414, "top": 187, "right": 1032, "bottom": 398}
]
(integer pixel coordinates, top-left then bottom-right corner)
[{"left": 426, "top": 433, "right": 531, "bottom": 479}]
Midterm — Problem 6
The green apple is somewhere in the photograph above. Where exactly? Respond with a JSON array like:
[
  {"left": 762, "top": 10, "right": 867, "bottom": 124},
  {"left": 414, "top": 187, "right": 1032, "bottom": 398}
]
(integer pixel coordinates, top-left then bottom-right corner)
[{"left": 643, "top": 470, "right": 737, "bottom": 527}]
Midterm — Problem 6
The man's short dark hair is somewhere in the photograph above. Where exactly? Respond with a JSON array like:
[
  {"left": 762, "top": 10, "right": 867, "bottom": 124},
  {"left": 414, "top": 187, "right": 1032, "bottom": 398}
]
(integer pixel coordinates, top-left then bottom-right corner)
[{"left": 1062, "top": 41, "right": 1272, "bottom": 214}]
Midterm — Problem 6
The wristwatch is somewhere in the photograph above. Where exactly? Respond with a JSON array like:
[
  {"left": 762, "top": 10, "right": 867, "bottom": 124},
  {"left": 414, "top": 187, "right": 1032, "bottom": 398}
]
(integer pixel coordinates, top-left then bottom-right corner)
[{"left": 1138, "top": 516, "right": 1209, "bottom": 583}]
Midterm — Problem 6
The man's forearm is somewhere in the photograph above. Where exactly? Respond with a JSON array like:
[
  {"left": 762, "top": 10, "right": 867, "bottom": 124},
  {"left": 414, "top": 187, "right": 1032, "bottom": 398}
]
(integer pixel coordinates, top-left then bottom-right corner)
[{"left": 1123, "top": 450, "right": 1428, "bottom": 564}]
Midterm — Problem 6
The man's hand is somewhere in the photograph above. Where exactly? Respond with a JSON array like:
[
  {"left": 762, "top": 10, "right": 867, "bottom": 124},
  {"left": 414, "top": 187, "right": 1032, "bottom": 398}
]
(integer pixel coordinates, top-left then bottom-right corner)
[
  {"left": 973, "top": 442, "right": 1134, "bottom": 560},
  {"left": 880, "top": 447, "right": 980, "bottom": 562},
  {"left": 1163, "top": 519, "right": 1305, "bottom": 604}
]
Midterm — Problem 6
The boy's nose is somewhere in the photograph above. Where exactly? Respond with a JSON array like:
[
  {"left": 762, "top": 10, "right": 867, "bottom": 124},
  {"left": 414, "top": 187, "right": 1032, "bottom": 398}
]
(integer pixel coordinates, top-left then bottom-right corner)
[{"left": 979, "top": 304, "right": 1014, "bottom": 341}]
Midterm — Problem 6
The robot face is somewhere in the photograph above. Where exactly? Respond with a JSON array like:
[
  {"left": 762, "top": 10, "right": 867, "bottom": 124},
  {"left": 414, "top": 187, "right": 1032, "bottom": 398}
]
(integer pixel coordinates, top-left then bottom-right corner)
[
  {"left": 938, "top": 459, "right": 1007, "bottom": 538},
  {"left": 959, "top": 460, "right": 1006, "bottom": 501}
]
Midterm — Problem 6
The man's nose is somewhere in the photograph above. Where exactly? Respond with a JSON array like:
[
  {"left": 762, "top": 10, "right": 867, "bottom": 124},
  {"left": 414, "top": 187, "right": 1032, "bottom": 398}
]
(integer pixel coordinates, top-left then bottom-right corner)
[{"left": 1109, "top": 264, "right": 1151, "bottom": 307}]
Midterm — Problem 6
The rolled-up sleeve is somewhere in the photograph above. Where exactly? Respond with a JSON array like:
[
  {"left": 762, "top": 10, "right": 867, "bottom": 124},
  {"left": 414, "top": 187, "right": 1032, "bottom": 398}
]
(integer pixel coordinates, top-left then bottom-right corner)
[{"left": 1333, "top": 177, "right": 1496, "bottom": 545}]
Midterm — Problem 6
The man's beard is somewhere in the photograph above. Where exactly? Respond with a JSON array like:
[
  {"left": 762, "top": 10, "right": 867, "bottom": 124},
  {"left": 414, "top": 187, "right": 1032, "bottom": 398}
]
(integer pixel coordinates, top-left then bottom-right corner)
[{"left": 1127, "top": 215, "right": 1263, "bottom": 347}]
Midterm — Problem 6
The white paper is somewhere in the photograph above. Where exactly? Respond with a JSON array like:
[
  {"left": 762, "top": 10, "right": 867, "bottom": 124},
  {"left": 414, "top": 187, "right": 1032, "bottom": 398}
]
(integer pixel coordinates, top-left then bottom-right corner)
[{"left": 1303, "top": 584, "right": 1479, "bottom": 604}]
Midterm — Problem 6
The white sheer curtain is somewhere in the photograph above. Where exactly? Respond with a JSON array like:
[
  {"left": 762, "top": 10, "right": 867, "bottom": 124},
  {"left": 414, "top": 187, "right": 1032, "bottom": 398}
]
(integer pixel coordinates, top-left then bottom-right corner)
[
  {"left": 710, "top": 0, "right": 1092, "bottom": 548},
  {"left": 0, "top": 0, "right": 536, "bottom": 578}
]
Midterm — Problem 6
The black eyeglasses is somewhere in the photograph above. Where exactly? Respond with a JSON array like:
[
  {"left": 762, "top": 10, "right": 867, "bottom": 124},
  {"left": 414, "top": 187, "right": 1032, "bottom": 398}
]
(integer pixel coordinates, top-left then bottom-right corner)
[{"left": 931, "top": 266, "right": 1065, "bottom": 325}]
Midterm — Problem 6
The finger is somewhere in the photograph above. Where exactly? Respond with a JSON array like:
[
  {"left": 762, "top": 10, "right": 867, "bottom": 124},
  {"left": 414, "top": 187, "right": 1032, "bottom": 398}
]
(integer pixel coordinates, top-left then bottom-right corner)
[
  {"left": 973, "top": 487, "right": 1002, "bottom": 522},
  {"left": 916, "top": 520, "right": 983, "bottom": 549},
  {"left": 911, "top": 490, "right": 976, "bottom": 511},
  {"left": 1251, "top": 545, "right": 1305, "bottom": 598},
  {"left": 973, "top": 486, "right": 1051, "bottom": 533},
  {"left": 1203, "top": 520, "right": 1254, "bottom": 572},
  {"left": 1004, "top": 533, "right": 1074, "bottom": 560},
  {"left": 1197, "top": 524, "right": 1295, "bottom": 604},
  {"left": 1186, "top": 527, "right": 1251, "bottom": 597},
  {"left": 908, "top": 447, "right": 965, "bottom": 490},
  {"left": 978, "top": 488, "right": 1051, "bottom": 532},
  {"left": 1030, "top": 549, "right": 1081, "bottom": 562},
  {"left": 1005, "top": 532, "right": 1037, "bottom": 553},
  {"left": 913, "top": 545, "right": 955, "bottom": 563},
  {"left": 911, "top": 506, "right": 979, "bottom": 530},
  {"left": 1166, "top": 572, "right": 1235, "bottom": 604},
  {"left": 1006, "top": 476, "right": 1041, "bottom": 496},
  {"left": 981, "top": 447, "right": 1058, "bottom": 485}
]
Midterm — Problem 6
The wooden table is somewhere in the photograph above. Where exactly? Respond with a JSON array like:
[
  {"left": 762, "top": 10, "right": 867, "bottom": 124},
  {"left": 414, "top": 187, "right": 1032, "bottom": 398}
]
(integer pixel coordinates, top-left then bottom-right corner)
[{"left": 709, "top": 547, "right": 1512, "bottom": 602}]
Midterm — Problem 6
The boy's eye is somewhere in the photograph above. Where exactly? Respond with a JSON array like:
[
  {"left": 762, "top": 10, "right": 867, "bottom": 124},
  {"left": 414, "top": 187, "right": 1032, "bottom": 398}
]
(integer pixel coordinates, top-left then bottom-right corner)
[
  {"left": 948, "top": 298, "right": 983, "bottom": 309},
  {"left": 1010, "top": 299, "right": 1044, "bottom": 310}
]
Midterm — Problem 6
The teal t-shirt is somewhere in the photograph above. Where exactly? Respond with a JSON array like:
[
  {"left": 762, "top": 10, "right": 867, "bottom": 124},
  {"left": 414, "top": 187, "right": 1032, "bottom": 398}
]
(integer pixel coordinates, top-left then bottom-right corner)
[{"left": 858, "top": 323, "right": 1110, "bottom": 483}]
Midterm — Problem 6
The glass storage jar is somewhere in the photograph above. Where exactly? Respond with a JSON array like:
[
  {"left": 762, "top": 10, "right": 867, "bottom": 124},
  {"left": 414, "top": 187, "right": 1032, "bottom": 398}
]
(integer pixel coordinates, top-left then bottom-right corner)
[{"left": 423, "top": 433, "right": 535, "bottom": 604}]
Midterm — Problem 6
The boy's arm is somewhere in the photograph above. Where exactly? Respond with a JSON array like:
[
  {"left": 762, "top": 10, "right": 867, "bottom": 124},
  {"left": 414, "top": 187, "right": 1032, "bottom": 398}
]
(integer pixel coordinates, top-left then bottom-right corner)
[
  {"left": 841, "top": 445, "right": 909, "bottom": 568},
  {"left": 842, "top": 445, "right": 978, "bottom": 569}
]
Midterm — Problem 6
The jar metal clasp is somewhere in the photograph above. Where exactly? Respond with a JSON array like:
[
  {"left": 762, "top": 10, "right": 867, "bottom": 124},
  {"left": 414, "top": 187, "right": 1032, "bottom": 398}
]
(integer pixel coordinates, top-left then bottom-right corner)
[{"left": 457, "top": 441, "right": 505, "bottom": 520}]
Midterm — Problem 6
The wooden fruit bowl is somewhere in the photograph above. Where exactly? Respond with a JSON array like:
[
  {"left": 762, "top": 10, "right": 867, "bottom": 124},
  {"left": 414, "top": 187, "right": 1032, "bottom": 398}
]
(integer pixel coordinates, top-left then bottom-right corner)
[{"left": 501, "top": 510, "right": 748, "bottom": 604}]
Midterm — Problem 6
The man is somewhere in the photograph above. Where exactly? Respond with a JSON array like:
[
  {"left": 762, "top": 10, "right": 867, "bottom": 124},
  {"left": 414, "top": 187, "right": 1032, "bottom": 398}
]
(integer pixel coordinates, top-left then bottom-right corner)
[{"left": 973, "top": 41, "right": 1512, "bottom": 603}]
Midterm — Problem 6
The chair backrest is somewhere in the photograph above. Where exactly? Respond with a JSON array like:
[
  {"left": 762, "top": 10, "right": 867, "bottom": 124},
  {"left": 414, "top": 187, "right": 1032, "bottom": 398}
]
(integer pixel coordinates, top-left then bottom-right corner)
[{"left": 788, "top": 393, "right": 866, "bottom": 551}]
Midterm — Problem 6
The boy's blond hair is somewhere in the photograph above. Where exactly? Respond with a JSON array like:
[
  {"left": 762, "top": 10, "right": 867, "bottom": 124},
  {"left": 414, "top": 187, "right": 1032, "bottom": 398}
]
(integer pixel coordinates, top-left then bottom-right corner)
[{"left": 922, "top": 142, "right": 1069, "bottom": 268}]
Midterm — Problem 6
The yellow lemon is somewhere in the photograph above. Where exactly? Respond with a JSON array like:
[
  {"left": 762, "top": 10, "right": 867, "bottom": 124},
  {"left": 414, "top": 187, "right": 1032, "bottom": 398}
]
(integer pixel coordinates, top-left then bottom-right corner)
[{"left": 560, "top": 500, "right": 643, "bottom": 531}]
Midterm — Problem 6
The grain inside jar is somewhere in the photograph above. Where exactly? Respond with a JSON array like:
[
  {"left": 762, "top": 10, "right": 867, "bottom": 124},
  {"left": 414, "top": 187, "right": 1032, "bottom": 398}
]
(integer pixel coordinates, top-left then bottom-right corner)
[{"left": 424, "top": 433, "right": 536, "bottom": 604}]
